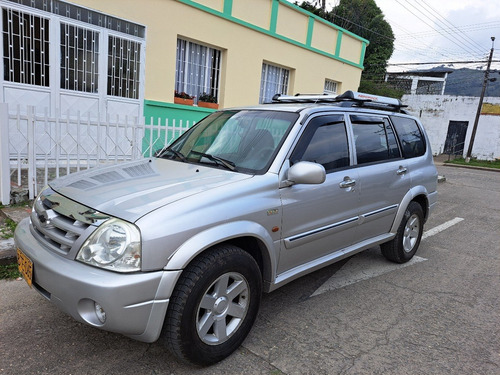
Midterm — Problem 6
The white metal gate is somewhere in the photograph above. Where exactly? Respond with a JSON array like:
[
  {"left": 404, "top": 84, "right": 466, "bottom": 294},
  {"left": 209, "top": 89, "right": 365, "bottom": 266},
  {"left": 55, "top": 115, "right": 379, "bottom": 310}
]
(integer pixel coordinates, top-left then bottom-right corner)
[{"left": 0, "top": 0, "right": 145, "bottom": 120}]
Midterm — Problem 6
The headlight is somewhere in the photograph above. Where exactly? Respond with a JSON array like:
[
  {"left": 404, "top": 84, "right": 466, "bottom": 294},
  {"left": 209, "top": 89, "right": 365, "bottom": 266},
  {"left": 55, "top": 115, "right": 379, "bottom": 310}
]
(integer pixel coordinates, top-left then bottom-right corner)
[{"left": 77, "top": 218, "right": 141, "bottom": 272}]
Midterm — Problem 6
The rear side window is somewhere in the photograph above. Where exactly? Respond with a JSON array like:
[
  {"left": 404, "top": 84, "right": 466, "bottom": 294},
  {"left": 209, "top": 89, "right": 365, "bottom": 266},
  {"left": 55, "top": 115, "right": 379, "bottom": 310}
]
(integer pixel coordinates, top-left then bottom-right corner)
[
  {"left": 390, "top": 116, "right": 426, "bottom": 158},
  {"left": 291, "top": 115, "right": 349, "bottom": 173},
  {"left": 350, "top": 115, "right": 401, "bottom": 165}
]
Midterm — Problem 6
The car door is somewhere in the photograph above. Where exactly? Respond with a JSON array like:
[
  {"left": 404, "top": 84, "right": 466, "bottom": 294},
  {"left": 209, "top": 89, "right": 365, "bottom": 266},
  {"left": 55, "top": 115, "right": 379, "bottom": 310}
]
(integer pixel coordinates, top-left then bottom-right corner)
[
  {"left": 278, "top": 114, "right": 360, "bottom": 274},
  {"left": 349, "top": 115, "right": 411, "bottom": 242}
]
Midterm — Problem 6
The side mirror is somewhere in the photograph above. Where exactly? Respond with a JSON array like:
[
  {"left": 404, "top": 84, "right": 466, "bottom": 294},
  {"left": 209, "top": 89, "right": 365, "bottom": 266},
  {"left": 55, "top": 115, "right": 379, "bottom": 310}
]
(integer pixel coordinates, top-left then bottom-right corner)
[{"left": 286, "top": 161, "right": 326, "bottom": 186}]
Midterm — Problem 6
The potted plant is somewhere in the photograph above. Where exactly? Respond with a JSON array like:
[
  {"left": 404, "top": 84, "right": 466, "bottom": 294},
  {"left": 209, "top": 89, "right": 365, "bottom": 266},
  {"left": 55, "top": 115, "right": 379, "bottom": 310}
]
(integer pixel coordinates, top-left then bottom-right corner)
[
  {"left": 198, "top": 92, "right": 219, "bottom": 109},
  {"left": 174, "top": 91, "right": 194, "bottom": 106}
]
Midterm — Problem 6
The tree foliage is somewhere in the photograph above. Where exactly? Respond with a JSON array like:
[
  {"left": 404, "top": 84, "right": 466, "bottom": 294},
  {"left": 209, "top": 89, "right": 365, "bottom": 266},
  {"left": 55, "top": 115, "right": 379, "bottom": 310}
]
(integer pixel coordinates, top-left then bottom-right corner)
[{"left": 297, "top": 1, "right": 399, "bottom": 96}]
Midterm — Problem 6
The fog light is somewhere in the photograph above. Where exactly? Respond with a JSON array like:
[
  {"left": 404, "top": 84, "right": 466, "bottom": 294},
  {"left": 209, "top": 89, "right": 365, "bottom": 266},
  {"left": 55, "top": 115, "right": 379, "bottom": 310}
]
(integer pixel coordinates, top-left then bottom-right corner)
[{"left": 95, "top": 303, "right": 106, "bottom": 324}]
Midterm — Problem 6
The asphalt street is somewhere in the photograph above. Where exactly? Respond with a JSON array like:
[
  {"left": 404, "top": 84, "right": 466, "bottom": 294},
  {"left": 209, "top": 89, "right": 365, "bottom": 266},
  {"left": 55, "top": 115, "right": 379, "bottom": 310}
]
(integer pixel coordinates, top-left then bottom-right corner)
[{"left": 1, "top": 165, "right": 499, "bottom": 375}]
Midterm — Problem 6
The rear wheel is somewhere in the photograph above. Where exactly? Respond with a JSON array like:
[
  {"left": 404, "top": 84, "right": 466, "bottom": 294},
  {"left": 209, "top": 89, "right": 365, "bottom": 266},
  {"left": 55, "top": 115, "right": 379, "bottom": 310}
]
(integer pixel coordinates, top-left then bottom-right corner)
[
  {"left": 161, "top": 244, "right": 262, "bottom": 365},
  {"left": 381, "top": 201, "right": 424, "bottom": 263}
]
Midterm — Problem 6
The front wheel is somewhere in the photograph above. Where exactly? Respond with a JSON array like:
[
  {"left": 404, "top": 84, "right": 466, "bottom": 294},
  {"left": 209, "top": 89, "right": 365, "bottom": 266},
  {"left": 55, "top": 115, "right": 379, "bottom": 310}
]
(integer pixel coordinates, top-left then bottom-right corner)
[
  {"left": 161, "top": 244, "right": 262, "bottom": 365},
  {"left": 381, "top": 201, "right": 424, "bottom": 263}
]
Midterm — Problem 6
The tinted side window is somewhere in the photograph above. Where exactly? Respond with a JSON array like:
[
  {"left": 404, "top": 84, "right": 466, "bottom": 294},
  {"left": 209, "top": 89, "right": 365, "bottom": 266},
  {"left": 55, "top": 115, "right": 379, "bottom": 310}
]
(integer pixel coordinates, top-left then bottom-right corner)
[
  {"left": 351, "top": 116, "right": 401, "bottom": 165},
  {"left": 390, "top": 116, "right": 426, "bottom": 158},
  {"left": 291, "top": 115, "right": 349, "bottom": 173}
]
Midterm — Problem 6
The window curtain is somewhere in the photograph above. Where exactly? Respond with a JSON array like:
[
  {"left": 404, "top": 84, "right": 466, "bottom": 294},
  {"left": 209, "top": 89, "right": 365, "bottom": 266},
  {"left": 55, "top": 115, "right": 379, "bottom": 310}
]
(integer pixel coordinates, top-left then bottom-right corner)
[
  {"left": 175, "top": 39, "right": 220, "bottom": 101},
  {"left": 259, "top": 63, "right": 289, "bottom": 103}
]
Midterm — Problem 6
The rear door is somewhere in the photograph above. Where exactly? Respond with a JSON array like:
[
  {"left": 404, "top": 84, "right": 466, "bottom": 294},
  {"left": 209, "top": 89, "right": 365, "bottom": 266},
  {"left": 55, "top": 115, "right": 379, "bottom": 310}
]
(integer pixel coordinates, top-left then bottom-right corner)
[{"left": 349, "top": 114, "right": 410, "bottom": 242}]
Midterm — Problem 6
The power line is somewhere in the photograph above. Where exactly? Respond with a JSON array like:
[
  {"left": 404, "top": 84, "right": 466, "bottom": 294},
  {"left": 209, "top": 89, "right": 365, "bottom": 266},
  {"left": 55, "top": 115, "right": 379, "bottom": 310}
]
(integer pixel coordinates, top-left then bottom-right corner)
[
  {"left": 414, "top": 0, "right": 485, "bottom": 55},
  {"left": 394, "top": 0, "right": 484, "bottom": 58},
  {"left": 396, "top": 22, "right": 500, "bottom": 39},
  {"left": 386, "top": 60, "right": 500, "bottom": 66}
]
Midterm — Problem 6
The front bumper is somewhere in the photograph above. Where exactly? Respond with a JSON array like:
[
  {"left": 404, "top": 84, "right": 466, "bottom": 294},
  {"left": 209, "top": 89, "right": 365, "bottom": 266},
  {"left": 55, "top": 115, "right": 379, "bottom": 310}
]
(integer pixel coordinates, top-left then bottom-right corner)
[{"left": 14, "top": 218, "right": 181, "bottom": 343}]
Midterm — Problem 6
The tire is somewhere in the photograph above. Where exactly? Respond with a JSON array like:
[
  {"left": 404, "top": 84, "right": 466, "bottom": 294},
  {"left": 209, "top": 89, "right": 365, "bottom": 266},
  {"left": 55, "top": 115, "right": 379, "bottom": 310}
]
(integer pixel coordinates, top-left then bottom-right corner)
[
  {"left": 381, "top": 201, "right": 424, "bottom": 263},
  {"left": 161, "top": 244, "right": 262, "bottom": 366}
]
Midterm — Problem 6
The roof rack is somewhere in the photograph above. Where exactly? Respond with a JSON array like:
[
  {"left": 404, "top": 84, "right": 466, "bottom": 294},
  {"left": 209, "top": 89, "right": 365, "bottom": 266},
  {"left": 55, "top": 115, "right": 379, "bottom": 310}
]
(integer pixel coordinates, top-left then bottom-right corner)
[
  {"left": 271, "top": 93, "right": 338, "bottom": 102},
  {"left": 271, "top": 90, "right": 408, "bottom": 113}
]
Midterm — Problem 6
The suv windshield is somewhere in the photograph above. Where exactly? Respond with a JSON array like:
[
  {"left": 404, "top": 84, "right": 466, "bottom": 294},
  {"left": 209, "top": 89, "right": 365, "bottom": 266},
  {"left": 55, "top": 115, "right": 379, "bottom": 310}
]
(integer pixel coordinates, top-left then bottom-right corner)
[{"left": 158, "top": 110, "right": 298, "bottom": 174}]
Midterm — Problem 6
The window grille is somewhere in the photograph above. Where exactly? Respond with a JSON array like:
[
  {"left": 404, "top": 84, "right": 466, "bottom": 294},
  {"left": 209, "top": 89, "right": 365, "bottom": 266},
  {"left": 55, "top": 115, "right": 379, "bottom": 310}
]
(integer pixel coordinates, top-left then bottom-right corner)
[
  {"left": 175, "top": 39, "right": 221, "bottom": 101},
  {"left": 259, "top": 63, "right": 289, "bottom": 103},
  {"left": 5, "top": 0, "right": 145, "bottom": 37},
  {"left": 324, "top": 79, "right": 338, "bottom": 95},
  {"left": 107, "top": 35, "right": 141, "bottom": 99},
  {"left": 2, "top": 8, "right": 49, "bottom": 86},
  {"left": 60, "top": 23, "right": 99, "bottom": 93}
]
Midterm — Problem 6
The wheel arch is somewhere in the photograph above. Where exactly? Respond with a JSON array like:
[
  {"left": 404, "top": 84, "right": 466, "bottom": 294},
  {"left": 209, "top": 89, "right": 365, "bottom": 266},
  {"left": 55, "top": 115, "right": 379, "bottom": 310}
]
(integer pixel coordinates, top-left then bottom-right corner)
[
  {"left": 164, "top": 221, "right": 277, "bottom": 289},
  {"left": 390, "top": 186, "right": 429, "bottom": 234}
]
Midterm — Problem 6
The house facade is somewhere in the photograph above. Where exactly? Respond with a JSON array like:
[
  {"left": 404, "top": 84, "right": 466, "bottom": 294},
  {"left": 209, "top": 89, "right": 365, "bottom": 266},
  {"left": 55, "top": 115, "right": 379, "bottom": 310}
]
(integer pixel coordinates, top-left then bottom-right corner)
[
  {"left": 0, "top": 0, "right": 368, "bottom": 123},
  {"left": 385, "top": 68, "right": 453, "bottom": 96}
]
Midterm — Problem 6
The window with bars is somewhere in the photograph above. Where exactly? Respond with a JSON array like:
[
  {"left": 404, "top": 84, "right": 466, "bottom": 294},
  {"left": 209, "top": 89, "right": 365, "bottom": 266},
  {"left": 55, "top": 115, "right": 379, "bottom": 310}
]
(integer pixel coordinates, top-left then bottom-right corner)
[
  {"left": 324, "top": 79, "right": 338, "bottom": 95},
  {"left": 60, "top": 23, "right": 99, "bottom": 93},
  {"left": 2, "top": 8, "right": 50, "bottom": 86},
  {"left": 107, "top": 35, "right": 141, "bottom": 99},
  {"left": 260, "top": 63, "right": 289, "bottom": 104},
  {"left": 175, "top": 39, "right": 221, "bottom": 102}
]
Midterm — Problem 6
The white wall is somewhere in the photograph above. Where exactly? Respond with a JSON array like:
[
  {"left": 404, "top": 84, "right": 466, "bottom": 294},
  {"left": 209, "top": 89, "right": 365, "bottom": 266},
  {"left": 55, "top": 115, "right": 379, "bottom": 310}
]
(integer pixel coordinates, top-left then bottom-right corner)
[{"left": 402, "top": 95, "right": 500, "bottom": 160}]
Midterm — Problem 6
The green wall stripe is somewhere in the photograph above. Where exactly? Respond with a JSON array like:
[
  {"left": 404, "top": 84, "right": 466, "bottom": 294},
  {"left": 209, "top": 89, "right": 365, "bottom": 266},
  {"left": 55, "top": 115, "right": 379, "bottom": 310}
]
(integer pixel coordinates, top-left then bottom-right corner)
[
  {"left": 223, "top": 0, "right": 233, "bottom": 16},
  {"left": 335, "top": 30, "right": 343, "bottom": 57},
  {"left": 360, "top": 42, "right": 367, "bottom": 66},
  {"left": 270, "top": 0, "right": 279, "bottom": 33},
  {"left": 274, "top": 0, "right": 369, "bottom": 44},
  {"left": 176, "top": 0, "right": 366, "bottom": 69},
  {"left": 306, "top": 16, "right": 314, "bottom": 47}
]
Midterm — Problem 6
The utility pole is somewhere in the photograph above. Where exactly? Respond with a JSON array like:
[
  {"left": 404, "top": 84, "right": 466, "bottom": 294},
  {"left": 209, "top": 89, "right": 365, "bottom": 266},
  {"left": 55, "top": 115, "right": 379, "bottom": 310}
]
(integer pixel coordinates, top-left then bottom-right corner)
[{"left": 466, "top": 37, "right": 495, "bottom": 162}]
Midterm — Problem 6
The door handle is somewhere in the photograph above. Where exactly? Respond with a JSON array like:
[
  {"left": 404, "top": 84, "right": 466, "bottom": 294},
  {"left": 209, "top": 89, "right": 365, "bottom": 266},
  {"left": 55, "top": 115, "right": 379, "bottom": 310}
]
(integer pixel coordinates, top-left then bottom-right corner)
[
  {"left": 397, "top": 166, "right": 408, "bottom": 175},
  {"left": 339, "top": 178, "right": 356, "bottom": 188}
]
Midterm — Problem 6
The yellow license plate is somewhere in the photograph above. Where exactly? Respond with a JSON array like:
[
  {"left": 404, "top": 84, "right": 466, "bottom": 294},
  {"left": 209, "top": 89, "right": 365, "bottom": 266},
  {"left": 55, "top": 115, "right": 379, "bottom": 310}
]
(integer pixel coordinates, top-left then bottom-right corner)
[{"left": 17, "top": 248, "right": 33, "bottom": 287}]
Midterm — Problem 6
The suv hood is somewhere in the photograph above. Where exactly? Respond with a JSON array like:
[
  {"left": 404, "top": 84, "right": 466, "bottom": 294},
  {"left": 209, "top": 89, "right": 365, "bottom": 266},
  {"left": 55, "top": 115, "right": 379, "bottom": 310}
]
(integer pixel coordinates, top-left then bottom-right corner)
[{"left": 49, "top": 158, "right": 252, "bottom": 222}]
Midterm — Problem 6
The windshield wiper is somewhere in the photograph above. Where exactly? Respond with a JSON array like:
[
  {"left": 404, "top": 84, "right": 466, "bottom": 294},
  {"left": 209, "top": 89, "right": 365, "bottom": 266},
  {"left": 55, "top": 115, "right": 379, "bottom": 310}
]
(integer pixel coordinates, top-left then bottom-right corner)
[
  {"left": 159, "top": 148, "right": 187, "bottom": 162},
  {"left": 190, "top": 150, "right": 236, "bottom": 171}
]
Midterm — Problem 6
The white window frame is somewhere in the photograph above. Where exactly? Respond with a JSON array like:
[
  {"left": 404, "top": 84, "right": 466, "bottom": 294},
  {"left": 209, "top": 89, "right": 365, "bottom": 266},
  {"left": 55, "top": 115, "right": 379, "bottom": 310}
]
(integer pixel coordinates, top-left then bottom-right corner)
[
  {"left": 260, "top": 62, "right": 289, "bottom": 104},
  {"left": 324, "top": 79, "right": 338, "bottom": 95},
  {"left": 175, "top": 38, "right": 221, "bottom": 103}
]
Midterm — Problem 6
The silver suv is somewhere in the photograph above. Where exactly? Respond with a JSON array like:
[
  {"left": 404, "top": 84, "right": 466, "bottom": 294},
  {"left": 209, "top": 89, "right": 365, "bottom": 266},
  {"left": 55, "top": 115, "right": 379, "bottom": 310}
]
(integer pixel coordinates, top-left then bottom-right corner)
[{"left": 15, "top": 91, "right": 438, "bottom": 365}]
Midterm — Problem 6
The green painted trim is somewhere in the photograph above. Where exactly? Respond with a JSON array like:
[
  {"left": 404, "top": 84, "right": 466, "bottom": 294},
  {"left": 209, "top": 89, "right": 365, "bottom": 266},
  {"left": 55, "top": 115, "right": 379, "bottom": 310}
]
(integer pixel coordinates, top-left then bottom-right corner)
[
  {"left": 359, "top": 42, "right": 367, "bottom": 67},
  {"left": 306, "top": 16, "right": 314, "bottom": 47},
  {"left": 276, "top": 0, "right": 369, "bottom": 44},
  {"left": 223, "top": 0, "right": 232, "bottom": 16},
  {"left": 335, "top": 30, "right": 343, "bottom": 57},
  {"left": 176, "top": 0, "right": 365, "bottom": 69},
  {"left": 270, "top": 0, "right": 279, "bottom": 33}
]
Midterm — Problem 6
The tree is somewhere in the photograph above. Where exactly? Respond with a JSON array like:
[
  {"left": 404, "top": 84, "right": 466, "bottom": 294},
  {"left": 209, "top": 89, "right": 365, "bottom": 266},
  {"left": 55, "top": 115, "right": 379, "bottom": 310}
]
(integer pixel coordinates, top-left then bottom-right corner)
[{"left": 298, "top": 1, "right": 401, "bottom": 97}]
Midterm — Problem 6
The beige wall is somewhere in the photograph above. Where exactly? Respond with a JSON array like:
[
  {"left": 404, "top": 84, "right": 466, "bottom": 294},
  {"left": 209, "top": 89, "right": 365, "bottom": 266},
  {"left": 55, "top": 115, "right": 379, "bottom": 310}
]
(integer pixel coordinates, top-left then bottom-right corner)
[{"left": 71, "top": 0, "right": 365, "bottom": 108}]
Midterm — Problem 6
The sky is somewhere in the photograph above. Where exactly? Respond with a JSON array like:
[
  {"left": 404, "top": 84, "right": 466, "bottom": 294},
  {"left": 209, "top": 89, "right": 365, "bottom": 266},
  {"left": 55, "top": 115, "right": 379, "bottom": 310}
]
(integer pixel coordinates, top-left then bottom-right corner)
[{"left": 314, "top": 0, "right": 500, "bottom": 71}]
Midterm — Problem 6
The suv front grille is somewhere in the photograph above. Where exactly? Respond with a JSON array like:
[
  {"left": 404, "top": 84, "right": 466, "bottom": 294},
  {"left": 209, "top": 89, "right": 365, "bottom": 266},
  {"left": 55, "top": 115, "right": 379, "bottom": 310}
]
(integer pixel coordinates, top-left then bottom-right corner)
[{"left": 30, "top": 189, "right": 107, "bottom": 255}]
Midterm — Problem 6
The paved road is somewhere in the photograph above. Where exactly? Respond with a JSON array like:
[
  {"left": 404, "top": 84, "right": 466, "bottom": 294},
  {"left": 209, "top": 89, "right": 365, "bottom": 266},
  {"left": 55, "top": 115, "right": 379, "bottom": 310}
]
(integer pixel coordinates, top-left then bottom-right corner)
[{"left": 1, "top": 165, "right": 499, "bottom": 375}]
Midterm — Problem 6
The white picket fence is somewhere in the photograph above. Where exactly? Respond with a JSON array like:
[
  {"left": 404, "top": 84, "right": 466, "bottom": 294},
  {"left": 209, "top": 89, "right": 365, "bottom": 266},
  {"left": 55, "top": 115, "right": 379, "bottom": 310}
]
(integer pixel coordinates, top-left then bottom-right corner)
[{"left": 0, "top": 103, "right": 193, "bottom": 204}]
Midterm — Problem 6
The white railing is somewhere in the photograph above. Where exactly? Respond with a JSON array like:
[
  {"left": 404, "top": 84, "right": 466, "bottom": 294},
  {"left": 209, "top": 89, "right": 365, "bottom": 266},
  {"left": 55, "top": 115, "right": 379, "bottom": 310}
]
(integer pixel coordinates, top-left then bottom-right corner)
[{"left": 0, "top": 104, "right": 193, "bottom": 204}]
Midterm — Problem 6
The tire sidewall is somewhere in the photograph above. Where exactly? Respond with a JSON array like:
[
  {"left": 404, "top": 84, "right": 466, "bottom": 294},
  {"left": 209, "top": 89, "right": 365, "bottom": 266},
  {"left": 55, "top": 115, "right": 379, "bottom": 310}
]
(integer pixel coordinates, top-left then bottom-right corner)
[
  {"left": 398, "top": 202, "right": 424, "bottom": 262},
  {"left": 178, "top": 248, "right": 262, "bottom": 364}
]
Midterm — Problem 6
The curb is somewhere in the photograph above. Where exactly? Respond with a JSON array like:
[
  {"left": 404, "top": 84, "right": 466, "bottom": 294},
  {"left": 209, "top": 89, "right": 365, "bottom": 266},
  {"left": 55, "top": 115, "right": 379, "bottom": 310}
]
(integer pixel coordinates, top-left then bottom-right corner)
[
  {"left": 442, "top": 163, "right": 500, "bottom": 173},
  {"left": 0, "top": 205, "right": 31, "bottom": 265},
  {"left": 0, "top": 238, "right": 16, "bottom": 265}
]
